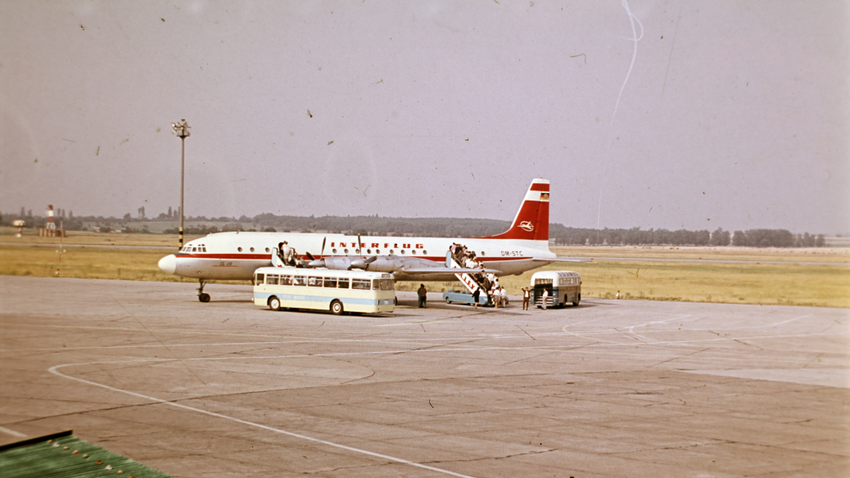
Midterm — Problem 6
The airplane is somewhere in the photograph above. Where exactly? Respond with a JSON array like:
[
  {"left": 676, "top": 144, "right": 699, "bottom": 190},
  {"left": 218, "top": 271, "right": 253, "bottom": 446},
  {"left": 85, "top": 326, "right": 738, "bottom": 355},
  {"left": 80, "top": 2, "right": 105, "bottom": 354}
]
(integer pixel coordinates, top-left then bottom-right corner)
[{"left": 158, "top": 178, "right": 585, "bottom": 302}]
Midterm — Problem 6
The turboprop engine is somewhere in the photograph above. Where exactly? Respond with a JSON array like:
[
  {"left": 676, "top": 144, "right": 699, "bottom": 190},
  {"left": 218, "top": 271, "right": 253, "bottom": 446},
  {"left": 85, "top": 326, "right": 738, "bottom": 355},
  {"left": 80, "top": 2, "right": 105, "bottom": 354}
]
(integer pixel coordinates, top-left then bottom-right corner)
[{"left": 307, "top": 255, "right": 377, "bottom": 271}]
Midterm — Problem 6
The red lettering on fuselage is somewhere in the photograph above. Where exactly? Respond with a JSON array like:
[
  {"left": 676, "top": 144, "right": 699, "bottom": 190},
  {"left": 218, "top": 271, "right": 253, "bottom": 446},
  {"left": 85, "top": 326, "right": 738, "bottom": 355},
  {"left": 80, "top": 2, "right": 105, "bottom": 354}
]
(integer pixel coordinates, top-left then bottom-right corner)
[{"left": 321, "top": 240, "right": 430, "bottom": 249}]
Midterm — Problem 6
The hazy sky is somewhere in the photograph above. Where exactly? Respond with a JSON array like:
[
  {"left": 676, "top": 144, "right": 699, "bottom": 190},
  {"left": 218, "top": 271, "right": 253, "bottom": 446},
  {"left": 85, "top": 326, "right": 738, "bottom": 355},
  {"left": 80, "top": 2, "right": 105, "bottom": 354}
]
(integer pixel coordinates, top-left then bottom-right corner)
[{"left": 1, "top": 1, "right": 848, "bottom": 234}]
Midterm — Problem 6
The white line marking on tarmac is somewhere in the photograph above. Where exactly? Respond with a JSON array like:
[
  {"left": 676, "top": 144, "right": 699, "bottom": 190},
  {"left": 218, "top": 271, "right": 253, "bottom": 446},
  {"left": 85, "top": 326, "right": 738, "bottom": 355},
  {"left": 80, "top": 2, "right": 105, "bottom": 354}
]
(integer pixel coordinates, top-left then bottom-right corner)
[
  {"left": 0, "top": 426, "right": 27, "bottom": 438},
  {"left": 48, "top": 361, "right": 479, "bottom": 478}
]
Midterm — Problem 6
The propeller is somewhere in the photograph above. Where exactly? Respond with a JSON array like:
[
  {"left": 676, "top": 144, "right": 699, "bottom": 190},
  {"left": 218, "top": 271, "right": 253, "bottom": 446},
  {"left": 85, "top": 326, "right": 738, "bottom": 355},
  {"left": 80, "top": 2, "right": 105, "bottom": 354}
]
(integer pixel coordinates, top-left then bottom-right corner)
[
  {"left": 304, "top": 237, "right": 327, "bottom": 267},
  {"left": 349, "top": 255, "right": 377, "bottom": 270}
]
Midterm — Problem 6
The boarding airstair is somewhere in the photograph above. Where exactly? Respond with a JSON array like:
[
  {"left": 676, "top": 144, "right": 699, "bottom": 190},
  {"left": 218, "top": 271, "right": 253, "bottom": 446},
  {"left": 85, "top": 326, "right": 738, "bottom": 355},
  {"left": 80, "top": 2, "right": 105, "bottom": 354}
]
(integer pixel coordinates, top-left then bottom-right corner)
[{"left": 446, "top": 252, "right": 483, "bottom": 294}]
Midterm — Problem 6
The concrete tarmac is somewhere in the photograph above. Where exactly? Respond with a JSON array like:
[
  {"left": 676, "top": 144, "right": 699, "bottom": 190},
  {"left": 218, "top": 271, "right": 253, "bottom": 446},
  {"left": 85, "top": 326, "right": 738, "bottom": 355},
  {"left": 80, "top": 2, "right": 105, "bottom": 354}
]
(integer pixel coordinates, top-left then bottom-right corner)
[{"left": 1, "top": 276, "right": 847, "bottom": 477}]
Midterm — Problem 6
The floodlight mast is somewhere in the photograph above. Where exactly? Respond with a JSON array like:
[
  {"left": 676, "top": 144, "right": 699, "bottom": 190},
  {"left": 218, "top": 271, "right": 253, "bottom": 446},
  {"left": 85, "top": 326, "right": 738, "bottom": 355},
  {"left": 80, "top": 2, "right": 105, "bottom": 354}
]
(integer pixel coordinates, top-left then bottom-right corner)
[{"left": 171, "top": 119, "right": 190, "bottom": 250}]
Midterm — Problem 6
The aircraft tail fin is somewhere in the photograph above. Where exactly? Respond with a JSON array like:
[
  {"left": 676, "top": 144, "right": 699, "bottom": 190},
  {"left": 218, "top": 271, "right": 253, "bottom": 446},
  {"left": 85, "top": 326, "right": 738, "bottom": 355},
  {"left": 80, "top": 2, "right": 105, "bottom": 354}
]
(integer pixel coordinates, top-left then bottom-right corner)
[{"left": 478, "top": 178, "right": 549, "bottom": 241}]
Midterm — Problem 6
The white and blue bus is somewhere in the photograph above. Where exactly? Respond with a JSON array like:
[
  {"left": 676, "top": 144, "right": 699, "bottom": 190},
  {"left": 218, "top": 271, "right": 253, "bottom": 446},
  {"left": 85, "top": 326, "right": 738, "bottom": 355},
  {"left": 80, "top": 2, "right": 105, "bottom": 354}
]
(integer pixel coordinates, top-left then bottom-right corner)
[{"left": 253, "top": 267, "right": 395, "bottom": 315}]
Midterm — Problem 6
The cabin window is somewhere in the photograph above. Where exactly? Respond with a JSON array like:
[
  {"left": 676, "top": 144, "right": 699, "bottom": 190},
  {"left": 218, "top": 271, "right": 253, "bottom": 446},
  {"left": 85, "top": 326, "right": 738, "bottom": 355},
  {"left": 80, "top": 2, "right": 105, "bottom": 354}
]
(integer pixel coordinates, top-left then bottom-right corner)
[
  {"left": 250, "top": 247, "right": 255, "bottom": 252},
  {"left": 422, "top": 250, "right": 427, "bottom": 255},
  {"left": 265, "top": 247, "right": 270, "bottom": 253},
  {"left": 344, "top": 248, "right": 349, "bottom": 254},
  {"left": 375, "top": 249, "right": 381, "bottom": 254},
  {"left": 400, "top": 250, "right": 405, "bottom": 255},
  {"left": 332, "top": 248, "right": 338, "bottom": 253},
  {"left": 389, "top": 250, "right": 394, "bottom": 255},
  {"left": 237, "top": 247, "right": 243, "bottom": 252},
  {"left": 411, "top": 250, "right": 416, "bottom": 255}
]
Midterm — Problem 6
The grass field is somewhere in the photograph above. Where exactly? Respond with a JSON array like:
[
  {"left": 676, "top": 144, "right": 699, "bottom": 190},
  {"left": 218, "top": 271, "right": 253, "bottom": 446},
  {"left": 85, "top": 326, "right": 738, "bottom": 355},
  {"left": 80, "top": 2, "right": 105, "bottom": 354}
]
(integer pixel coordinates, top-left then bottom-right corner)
[{"left": 1, "top": 231, "right": 848, "bottom": 308}]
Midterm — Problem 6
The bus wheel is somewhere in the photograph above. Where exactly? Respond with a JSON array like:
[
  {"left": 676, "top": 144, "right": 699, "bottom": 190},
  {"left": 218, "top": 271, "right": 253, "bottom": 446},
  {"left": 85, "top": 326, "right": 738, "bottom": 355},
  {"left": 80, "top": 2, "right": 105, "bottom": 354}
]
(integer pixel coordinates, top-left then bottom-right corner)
[
  {"left": 199, "top": 293, "right": 210, "bottom": 303},
  {"left": 573, "top": 300, "right": 580, "bottom": 307},
  {"left": 330, "top": 300, "right": 344, "bottom": 315},
  {"left": 269, "top": 296, "right": 281, "bottom": 311}
]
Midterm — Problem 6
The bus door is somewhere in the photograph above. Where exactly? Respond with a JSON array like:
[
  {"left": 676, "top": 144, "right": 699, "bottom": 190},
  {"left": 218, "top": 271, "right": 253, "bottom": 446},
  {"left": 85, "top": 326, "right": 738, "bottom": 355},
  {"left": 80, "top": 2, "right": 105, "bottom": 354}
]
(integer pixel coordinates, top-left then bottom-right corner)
[{"left": 533, "top": 278, "right": 553, "bottom": 306}]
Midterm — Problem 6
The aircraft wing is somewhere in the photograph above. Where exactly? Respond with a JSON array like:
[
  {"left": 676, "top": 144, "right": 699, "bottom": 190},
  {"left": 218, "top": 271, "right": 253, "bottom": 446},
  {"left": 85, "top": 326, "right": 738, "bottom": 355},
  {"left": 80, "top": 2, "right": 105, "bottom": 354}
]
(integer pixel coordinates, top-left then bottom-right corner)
[
  {"left": 396, "top": 265, "right": 502, "bottom": 275},
  {"left": 531, "top": 257, "right": 592, "bottom": 263}
]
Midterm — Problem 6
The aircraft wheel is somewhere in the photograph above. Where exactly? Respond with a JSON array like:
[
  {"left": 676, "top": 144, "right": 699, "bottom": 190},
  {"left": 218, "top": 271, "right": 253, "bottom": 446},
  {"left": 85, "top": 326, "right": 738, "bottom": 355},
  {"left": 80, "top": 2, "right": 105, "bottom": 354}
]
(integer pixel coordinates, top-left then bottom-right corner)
[
  {"left": 268, "top": 296, "right": 281, "bottom": 311},
  {"left": 199, "top": 293, "right": 211, "bottom": 303},
  {"left": 330, "top": 299, "right": 344, "bottom": 315}
]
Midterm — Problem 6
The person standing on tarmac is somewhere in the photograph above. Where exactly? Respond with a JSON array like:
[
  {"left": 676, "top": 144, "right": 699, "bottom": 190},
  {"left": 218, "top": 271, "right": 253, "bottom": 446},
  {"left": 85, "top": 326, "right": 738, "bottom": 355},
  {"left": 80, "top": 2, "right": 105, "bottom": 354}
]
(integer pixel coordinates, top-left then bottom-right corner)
[
  {"left": 472, "top": 287, "right": 481, "bottom": 308},
  {"left": 417, "top": 284, "right": 427, "bottom": 308},
  {"left": 522, "top": 287, "right": 530, "bottom": 310}
]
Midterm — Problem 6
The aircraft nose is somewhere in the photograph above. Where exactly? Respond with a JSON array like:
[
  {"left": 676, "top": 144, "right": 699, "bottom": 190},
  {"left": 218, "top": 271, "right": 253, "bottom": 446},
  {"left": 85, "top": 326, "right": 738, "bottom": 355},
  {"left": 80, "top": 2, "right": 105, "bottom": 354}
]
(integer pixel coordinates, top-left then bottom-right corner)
[{"left": 158, "top": 254, "right": 177, "bottom": 275}]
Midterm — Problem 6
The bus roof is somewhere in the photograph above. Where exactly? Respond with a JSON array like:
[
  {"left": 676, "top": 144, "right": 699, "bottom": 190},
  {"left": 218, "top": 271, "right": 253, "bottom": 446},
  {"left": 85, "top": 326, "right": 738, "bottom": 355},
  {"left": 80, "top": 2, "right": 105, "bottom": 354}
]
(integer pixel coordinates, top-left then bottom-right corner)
[
  {"left": 254, "top": 267, "right": 393, "bottom": 280},
  {"left": 530, "top": 270, "right": 581, "bottom": 280}
]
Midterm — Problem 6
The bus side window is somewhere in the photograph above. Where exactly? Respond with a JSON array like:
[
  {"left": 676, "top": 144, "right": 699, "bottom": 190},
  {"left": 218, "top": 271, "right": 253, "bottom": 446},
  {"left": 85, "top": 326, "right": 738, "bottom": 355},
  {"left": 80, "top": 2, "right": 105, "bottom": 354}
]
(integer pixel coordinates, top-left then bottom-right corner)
[
  {"left": 338, "top": 278, "right": 349, "bottom": 289},
  {"left": 323, "top": 277, "right": 336, "bottom": 288},
  {"left": 352, "top": 279, "right": 370, "bottom": 290},
  {"left": 256, "top": 273, "right": 264, "bottom": 284},
  {"left": 308, "top": 276, "right": 321, "bottom": 287},
  {"left": 293, "top": 276, "right": 306, "bottom": 286},
  {"left": 266, "top": 274, "right": 279, "bottom": 285}
]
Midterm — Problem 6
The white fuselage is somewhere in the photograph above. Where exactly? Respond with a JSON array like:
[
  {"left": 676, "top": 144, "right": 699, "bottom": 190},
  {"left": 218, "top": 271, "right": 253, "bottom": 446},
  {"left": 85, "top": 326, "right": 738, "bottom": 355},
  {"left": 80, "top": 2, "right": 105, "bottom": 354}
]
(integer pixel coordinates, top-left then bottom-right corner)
[{"left": 158, "top": 231, "right": 556, "bottom": 282}]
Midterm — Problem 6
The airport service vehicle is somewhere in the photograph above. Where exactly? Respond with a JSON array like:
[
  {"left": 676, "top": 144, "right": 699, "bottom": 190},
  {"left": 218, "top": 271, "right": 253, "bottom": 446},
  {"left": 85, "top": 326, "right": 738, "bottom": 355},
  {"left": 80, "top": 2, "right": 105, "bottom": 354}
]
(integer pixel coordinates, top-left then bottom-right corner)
[
  {"left": 442, "top": 289, "right": 493, "bottom": 307},
  {"left": 253, "top": 267, "right": 395, "bottom": 315},
  {"left": 159, "top": 178, "right": 586, "bottom": 302},
  {"left": 531, "top": 271, "right": 581, "bottom": 308}
]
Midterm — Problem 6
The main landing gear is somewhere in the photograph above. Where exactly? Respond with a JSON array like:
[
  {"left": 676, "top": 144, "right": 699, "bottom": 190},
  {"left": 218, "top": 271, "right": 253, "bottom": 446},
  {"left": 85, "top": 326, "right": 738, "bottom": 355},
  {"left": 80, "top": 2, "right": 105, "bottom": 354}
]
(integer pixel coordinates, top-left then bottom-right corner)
[{"left": 198, "top": 279, "right": 210, "bottom": 303}]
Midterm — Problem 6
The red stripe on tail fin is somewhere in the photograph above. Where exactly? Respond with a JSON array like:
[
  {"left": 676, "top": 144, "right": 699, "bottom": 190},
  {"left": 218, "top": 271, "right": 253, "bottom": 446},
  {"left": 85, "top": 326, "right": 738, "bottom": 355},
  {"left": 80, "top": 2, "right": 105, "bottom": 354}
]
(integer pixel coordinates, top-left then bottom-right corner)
[{"left": 477, "top": 178, "right": 549, "bottom": 241}]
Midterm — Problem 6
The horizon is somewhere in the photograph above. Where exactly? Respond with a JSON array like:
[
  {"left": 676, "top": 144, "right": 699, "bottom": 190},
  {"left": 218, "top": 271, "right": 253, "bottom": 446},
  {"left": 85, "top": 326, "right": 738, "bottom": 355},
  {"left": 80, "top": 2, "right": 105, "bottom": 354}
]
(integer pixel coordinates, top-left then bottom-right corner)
[{"left": 3, "top": 208, "right": 841, "bottom": 238}]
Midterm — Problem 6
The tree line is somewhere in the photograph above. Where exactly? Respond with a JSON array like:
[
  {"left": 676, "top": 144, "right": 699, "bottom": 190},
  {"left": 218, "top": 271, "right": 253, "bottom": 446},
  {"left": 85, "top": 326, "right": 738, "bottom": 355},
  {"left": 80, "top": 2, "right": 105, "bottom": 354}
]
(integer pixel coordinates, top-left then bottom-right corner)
[
  {"left": 1, "top": 211, "right": 828, "bottom": 247},
  {"left": 551, "top": 226, "right": 826, "bottom": 248}
]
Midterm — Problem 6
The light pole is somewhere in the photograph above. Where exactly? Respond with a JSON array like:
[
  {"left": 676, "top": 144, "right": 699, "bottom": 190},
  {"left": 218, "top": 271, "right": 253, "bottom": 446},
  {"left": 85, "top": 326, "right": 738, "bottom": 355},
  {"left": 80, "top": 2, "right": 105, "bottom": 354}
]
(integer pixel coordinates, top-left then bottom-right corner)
[{"left": 171, "top": 119, "right": 190, "bottom": 250}]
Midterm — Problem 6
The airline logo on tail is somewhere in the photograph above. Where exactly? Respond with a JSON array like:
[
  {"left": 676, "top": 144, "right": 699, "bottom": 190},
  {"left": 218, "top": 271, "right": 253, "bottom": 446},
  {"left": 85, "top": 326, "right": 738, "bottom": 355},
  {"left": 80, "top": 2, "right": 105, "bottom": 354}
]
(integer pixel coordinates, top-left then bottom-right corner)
[{"left": 479, "top": 178, "right": 549, "bottom": 241}]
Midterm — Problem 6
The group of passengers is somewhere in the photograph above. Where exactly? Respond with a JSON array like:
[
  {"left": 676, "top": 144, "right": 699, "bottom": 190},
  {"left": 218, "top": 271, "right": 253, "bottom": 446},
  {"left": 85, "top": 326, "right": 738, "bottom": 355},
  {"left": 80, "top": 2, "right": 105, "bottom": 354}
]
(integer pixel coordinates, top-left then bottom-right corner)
[
  {"left": 450, "top": 243, "right": 508, "bottom": 307},
  {"left": 275, "top": 241, "right": 301, "bottom": 267},
  {"left": 449, "top": 243, "right": 480, "bottom": 269}
]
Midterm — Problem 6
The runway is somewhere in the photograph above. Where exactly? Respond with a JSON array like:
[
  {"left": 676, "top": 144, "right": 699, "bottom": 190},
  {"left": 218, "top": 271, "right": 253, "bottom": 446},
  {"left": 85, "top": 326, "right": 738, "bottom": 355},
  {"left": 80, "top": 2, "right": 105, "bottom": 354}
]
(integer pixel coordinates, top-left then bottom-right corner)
[{"left": 1, "top": 276, "right": 847, "bottom": 477}]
